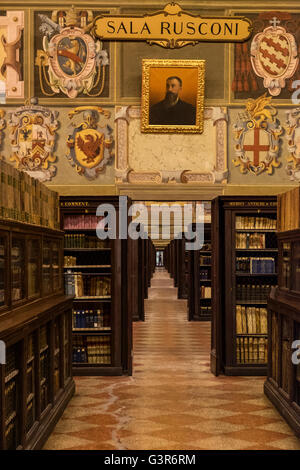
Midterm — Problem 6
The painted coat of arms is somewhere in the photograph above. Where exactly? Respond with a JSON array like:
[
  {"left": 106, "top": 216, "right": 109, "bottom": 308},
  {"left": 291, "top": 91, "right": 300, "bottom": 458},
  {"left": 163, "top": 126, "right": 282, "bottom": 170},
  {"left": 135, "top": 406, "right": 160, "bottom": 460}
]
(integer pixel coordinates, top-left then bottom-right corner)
[
  {"left": 66, "top": 106, "right": 113, "bottom": 179},
  {"left": 251, "top": 17, "right": 299, "bottom": 96},
  {"left": 36, "top": 7, "right": 109, "bottom": 98},
  {"left": 233, "top": 93, "right": 283, "bottom": 175},
  {"left": 285, "top": 108, "right": 300, "bottom": 181},
  {"left": 8, "top": 99, "right": 58, "bottom": 181},
  {"left": 232, "top": 12, "right": 300, "bottom": 99}
]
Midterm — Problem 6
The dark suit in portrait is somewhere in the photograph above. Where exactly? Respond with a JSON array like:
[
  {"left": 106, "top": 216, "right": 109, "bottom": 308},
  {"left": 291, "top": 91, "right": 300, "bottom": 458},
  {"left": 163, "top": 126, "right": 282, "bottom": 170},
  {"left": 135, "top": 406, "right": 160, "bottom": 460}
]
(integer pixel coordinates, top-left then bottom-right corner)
[{"left": 149, "top": 76, "right": 196, "bottom": 126}]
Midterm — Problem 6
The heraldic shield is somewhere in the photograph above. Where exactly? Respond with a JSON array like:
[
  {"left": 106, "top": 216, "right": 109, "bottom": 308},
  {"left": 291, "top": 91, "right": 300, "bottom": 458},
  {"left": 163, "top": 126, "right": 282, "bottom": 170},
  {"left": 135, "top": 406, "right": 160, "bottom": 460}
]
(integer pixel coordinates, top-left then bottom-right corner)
[
  {"left": 74, "top": 128, "right": 105, "bottom": 169},
  {"left": 285, "top": 108, "right": 300, "bottom": 182},
  {"left": 66, "top": 106, "right": 113, "bottom": 179},
  {"left": 36, "top": 7, "right": 109, "bottom": 98},
  {"left": 251, "top": 20, "right": 299, "bottom": 96},
  {"left": 233, "top": 94, "right": 283, "bottom": 175},
  {"left": 8, "top": 101, "right": 58, "bottom": 182}
]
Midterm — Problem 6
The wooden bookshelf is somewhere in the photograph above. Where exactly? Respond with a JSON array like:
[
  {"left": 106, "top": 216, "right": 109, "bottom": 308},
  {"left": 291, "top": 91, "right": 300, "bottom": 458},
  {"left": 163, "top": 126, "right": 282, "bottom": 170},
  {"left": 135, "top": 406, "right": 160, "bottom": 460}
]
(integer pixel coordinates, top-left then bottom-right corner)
[
  {"left": 265, "top": 216, "right": 300, "bottom": 435},
  {"left": 211, "top": 196, "right": 278, "bottom": 376},
  {"left": 177, "top": 235, "right": 189, "bottom": 300},
  {"left": 60, "top": 196, "right": 132, "bottom": 376},
  {"left": 0, "top": 218, "right": 74, "bottom": 450},
  {"left": 188, "top": 224, "right": 212, "bottom": 321}
]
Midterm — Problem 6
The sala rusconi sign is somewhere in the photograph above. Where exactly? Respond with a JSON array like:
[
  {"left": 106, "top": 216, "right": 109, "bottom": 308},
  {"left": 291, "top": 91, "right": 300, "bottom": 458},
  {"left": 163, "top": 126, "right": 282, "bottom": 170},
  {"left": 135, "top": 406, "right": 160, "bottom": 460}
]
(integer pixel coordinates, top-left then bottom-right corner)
[{"left": 90, "top": 3, "right": 252, "bottom": 48}]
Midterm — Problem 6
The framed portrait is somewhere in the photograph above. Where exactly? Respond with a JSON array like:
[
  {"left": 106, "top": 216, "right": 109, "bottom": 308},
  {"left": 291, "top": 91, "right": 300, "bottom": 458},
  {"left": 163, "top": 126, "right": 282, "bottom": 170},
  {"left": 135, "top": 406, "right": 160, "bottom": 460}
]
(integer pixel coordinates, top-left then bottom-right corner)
[{"left": 141, "top": 59, "right": 205, "bottom": 134}]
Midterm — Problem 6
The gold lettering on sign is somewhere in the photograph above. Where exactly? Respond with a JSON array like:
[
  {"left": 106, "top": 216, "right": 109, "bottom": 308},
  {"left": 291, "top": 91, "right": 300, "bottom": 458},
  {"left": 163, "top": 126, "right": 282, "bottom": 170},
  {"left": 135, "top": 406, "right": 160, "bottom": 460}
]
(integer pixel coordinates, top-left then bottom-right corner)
[
  {"left": 90, "top": 3, "right": 252, "bottom": 48},
  {"left": 60, "top": 202, "right": 89, "bottom": 207}
]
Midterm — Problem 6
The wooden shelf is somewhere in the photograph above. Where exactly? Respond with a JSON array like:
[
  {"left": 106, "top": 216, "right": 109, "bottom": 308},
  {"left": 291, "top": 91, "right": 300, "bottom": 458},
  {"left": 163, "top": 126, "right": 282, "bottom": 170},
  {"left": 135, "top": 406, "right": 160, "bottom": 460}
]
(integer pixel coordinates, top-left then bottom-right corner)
[
  {"left": 64, "top": 265, "right": 111, "bottom": 268},
  {"left": 235, "top": 248, "right": 278, "bottom": 252},
  {"left": 60, "top": 195, "right": 132, "bottom": 378},
  {"left": 64, "top": 248, "right": 111, "bottom": 251},
  {"left": 236, "top": 273, "right": 277, "bottom": 276},
  {"left": 211, "top": 195, "right": 278, "bottom": 376},
  {"left": 235, "top": 229, "right": 276, "bottom": 232},
  {"left": 73, "top": 330, "right": 112, "bottom": 335}
]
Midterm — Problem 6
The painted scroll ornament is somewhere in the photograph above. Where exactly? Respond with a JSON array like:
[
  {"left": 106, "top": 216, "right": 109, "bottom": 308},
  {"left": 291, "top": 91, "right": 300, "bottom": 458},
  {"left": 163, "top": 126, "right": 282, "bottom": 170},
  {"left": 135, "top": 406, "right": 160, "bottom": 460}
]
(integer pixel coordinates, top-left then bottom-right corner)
[
  {"left": 251, "top": 18, "right": 298, "bottom": 96},
  {"left": 36, "top": 7, "right": 109, "bottom": 98},
  {"left": 8, "top": 99, "right": 58, "bottom": 182},
  {"left": 233, "top": 93, "right": 282, "bottom": 175},
  {"left": 66, "top": 106, "right": 114, "bottom": 179}
]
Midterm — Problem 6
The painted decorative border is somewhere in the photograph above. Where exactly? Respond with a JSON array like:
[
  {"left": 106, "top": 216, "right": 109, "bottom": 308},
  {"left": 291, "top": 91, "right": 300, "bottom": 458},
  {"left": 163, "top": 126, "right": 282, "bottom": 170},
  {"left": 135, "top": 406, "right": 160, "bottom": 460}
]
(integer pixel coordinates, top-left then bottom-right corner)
[
  {"left": 115, "top": 106, "right": 228, "bottom": 184},
  {"left": 0, "top": 11, "right": 24, "bottom": 99}
]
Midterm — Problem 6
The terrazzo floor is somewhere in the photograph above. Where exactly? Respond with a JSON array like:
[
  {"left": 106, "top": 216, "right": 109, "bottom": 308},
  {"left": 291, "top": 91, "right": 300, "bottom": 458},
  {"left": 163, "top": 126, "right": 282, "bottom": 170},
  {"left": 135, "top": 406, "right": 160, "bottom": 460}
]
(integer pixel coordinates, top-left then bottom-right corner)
[{"left": 43, "top": 268, "right": 300, "bottom": 450}]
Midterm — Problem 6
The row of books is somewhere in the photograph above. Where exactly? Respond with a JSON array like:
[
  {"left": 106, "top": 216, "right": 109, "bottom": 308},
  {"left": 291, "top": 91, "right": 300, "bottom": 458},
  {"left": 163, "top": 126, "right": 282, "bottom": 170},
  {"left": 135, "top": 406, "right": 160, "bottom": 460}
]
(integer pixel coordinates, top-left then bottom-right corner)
[
  {"left": 64, "top": 234, "right": 110, "bottom": 249},
  {"left": 5, "top": 418, "right": 17, "bottom": 450},
  {"left": 25, "top": 401, "right": 35, "bottom": 435},
  {"left": 11, "top": 242, "right": 24, "bottom": 302},
  {"left": 40, "top": 351, "right": 49, "bottom": 381},
  {"left": 65, "top": 274, "right": 111, "bottom": 298},
  {"left": 200, "top": 286, "right": 211, "bottom": 299},
  {"left": 236, "top": 305, "right": 268, "bottom": 334},
  {"left": 5, "top": 380, "right": 17, "bottom": 420},
  {"left": 5, "top": 347, "right": 18, "bottom": 377},
  {"left": 73, "top": 309, "right": 110, "bottom": 330},
  {"left": 63, "top": 215, "right": 105, "bottom": 230},
  {"left": 199, "top": 306, "right": 212, "bottom": 316},
  {"left": 236, "top": 257, "right": 276, "bottom": 274},
  {"left": 64, "top": 256, "right": 77, "bottom": 267},
  {"left": 40, "top": 326, "right": 48, "bottom": 350},
  {"left": 236, "top": 232, "right": 270, "bottom": 249},
  {"left": 73, "top": 336, "right": 111, "bottom": 364},
  {"left": 277, "top": 187, "right": 300, "bottom": 232},
  {"left": 0, "top": 238, "right": 4, "bottom": 305},
  {"left": 199, "top": 269, "right": 210, "bottom": 280},
  {"left": 236, "top": 216, "right": 276, "bottom": 230},
  {"left": 236, "top": 337, "right": 268, "bottom": 364},
  {"left": 40, "top": 384, "right": 49, "bottom": 413},
  {"left": 236, "top": 283, "right": 272, "bottom": 301},
  {"left": 0, "top": 159, "right": 60, "bottom": 229},
  {"left": 199, "top": 255, "right": 211, "bottom": 265},
  {"left": 201, "top": 243, "right": 212, "bottom": 251}
]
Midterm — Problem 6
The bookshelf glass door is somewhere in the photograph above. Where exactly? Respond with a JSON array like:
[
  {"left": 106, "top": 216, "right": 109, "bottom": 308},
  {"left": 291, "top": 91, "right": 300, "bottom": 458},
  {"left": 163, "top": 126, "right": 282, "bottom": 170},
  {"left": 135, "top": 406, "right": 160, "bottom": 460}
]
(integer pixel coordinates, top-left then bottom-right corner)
[
  {"left": 26, "top": 333, "right": 36, "bottom": 437},
  {"left": 27, "top": 239, "right": 40, "bottom": 298},
  {"left": 42, "top": 240, "right": 52, "bottom": 296},
  {"left": 5, "top": 344, "right": 21, "bottom": 449},
  {"left": 40, "top": 324, "right": 50, "bottom": 413},
  {"left": 0, "top": 235, "right": 7, "bottom": 307},
  {"left": 292, "top": 241, "right": 300, "bottom": 292},
  {"left": 11, "top": 237, "right": 25, "bottom": 304},
  {"left": 52, "top": 241, "right": 60, "bottom": 293}
]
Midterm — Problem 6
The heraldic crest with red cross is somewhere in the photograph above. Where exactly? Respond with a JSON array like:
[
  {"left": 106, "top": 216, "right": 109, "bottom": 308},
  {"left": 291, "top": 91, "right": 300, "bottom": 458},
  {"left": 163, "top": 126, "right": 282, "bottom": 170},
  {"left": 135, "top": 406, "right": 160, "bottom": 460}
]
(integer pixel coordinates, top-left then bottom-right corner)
[{"left": 233, "top": 93, "right": 283, "bottom": 175}]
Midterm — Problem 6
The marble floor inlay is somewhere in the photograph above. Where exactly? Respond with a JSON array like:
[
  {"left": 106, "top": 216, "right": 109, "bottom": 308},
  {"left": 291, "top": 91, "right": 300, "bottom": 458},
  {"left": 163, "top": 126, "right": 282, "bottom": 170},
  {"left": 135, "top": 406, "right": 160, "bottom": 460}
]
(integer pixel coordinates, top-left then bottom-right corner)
[{"left": 43, "top": 268, "right": 300, "bottom": 450}]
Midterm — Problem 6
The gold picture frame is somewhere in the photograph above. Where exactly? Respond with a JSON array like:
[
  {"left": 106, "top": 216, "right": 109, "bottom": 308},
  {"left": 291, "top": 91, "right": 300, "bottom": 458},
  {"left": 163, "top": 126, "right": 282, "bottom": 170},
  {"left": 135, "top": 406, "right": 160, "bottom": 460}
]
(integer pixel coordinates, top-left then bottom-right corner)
[{"left": 141, "top": 59, "right": 205, "bottom": 134}]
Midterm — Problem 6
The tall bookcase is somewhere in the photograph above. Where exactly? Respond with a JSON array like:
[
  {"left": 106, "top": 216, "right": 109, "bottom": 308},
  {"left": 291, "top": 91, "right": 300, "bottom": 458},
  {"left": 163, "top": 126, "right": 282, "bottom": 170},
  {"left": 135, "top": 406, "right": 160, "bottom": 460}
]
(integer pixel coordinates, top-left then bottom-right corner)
[
  {"left": 177, "top": 236, "right": 188, "bottom": 300},
  {"left": 211, "top": 196, "right": 278, "bottom": 376},
  {"left": 0, "top": 218, "right": 74, "bottom": 450},
  {"left": 60, "top": 196, "right": 132, "bottom": 376},
  {"left": 265, "top": 188, "right": 300, "bottom": 436},
  {"left": 188, "top": 224, "right": 212, "bottom": 321}
]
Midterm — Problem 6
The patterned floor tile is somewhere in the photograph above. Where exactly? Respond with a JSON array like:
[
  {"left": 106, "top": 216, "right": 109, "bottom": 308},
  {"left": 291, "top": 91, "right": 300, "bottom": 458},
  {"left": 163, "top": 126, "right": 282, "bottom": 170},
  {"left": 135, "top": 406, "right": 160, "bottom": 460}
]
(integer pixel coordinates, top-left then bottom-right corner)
[{"left": 43, "top": 268, "right": 300, "bottom": 451}]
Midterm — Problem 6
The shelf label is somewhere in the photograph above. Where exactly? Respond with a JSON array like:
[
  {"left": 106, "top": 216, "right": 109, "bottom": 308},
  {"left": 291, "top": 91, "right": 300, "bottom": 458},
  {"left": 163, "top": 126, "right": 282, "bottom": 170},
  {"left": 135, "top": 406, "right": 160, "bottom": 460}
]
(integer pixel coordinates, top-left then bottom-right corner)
[{"left": 60, "top": 201, "right": 89, "bottom": 207}]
